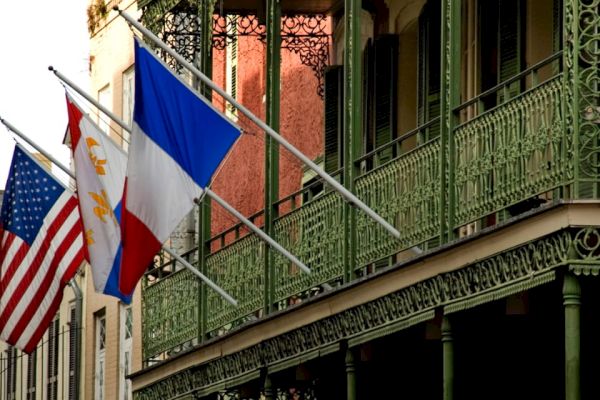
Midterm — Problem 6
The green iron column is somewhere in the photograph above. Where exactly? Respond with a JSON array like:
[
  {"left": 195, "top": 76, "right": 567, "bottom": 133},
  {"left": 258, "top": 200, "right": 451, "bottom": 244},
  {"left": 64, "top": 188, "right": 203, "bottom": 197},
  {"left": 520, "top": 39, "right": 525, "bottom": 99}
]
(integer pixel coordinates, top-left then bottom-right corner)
[
  {"left": 263, "top": 371, "right": 274, "bottom": 400},
  {"left": 343, "top": 0, "right": 362, "bottom": 282},
  {"left": 563, "top": 273, "right": 581, "bottom": 400},
  {"left": 442, "top": 316, "right": 454, "bottom": 400},
  {"left": 264, "top": 0, "right": 281, "bottom": 314},
  {"left": 196, "top": 0, "right": 215, "bottom": 342},
  {"left": 440, "top": 0, "right": 461, "bottom": 242},
  {"left": 345, "top": 347, "right": 357, "bottom": 400}
]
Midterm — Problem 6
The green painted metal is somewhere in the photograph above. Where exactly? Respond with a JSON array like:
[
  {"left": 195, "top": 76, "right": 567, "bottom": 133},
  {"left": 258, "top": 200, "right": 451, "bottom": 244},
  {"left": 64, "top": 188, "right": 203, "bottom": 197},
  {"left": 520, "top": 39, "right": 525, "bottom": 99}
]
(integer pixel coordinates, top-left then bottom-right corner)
[
  {"left": 453, "top": 77, "right": 566, "bottom": 228},
  {"left": 139, "top": 0, "right": 600, "bottom": 366},
  {"left": 137, "top": 226, "right": 596, "bottom": 393},
  {"left": 355, "top": 138, "right": 441, "bottom": 267},
  {"left": 198, "top": 198, "right": 210, "bottom": 342},
  {"left": 273, "top": 192, "right": 344, "bottom": 302},
  {"left": 205, "top": 234, "right": 264, "bottom": 333},
  {"left": 564, "top": 0, "right": 600, "bottom": 198},
  {"left": 342, "top": 0, "right": 362, "bottom": 283},
  {"left": 441, "top": 0, "right": 461, "bottom": 241},
  {"left": 197, "top": 0, "right": 214, "bottom": 344},
  {"left": 264, "top": 0, "right": 281, "bottom": 315},
  {"left": 263, "top": 372, "right": 274, "bottom": 400},
  {"left": 345, "top": 347, "right": 356, "bottom": 400},
  {"left": 563, "top": 273, "right": 581, "bottom": 400},
  {"left": 142, "top": 268, "right": 200, "bottom": 361},
  {"left": 442, "top": 316, "right": 453, "bottom": 400}
]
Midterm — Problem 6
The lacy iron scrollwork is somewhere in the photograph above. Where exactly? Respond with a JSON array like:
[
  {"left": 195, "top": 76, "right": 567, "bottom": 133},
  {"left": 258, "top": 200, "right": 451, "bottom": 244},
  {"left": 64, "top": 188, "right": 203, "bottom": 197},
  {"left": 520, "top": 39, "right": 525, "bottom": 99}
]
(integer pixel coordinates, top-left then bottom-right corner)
[{"left": 212, "top": 14, "right": 330, "bottom": 97}]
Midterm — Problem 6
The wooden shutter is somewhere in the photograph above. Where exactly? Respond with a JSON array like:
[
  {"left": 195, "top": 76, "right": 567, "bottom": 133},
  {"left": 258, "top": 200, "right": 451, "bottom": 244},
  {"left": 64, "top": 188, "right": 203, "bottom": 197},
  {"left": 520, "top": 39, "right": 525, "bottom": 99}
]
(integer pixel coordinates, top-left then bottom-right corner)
[
  {"left": 373, "top": 34, "right": 399, "bottom": 164},
  {"left": 27, "top": 350, "right": 37, "bottom": 400},
  {"left": 418, "top": 0, "right": 441, "bottom": 140},
  {"left": 47, "top": 318, "right": 59, "bottom": 400},
  {"left": 324, "top": 66, "right": 344, "bottom": 175},
  {"left": 69, "top": 307, "right": 77, "bottom": 400},
  {"left": 497, "top": 0, "right": 523, "bottom": 101}
]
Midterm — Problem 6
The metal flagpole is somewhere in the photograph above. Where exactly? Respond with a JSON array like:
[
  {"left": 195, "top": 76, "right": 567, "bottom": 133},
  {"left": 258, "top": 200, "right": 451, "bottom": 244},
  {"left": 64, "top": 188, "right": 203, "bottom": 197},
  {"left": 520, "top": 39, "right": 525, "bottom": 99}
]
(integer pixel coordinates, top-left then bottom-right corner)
[
  {"left": 114, "top": 7, "right": 401, "bottom": 240},
  {"left": 48, "top": 66, "right": 131, "bottom": 134},
  {"left": 50, "top": 67, "right": 312, "bottom": 276},
  {"left": 0, "top": 116, "right": 238, "bottom": 306}
]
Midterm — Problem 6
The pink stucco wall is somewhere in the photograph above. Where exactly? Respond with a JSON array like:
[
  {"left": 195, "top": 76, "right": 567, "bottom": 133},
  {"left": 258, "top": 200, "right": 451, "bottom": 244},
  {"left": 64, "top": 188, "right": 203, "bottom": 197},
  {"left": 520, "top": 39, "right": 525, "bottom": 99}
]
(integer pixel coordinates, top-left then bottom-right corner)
[{"left": 210, "top": 32, "right": 327, "bottom": 238}]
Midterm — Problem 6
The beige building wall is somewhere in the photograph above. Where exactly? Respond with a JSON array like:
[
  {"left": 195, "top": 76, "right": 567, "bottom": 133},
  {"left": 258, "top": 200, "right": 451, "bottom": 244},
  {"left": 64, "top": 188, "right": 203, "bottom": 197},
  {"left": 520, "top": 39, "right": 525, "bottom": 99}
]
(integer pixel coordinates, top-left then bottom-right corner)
[{"left": 85, "top": 1, "right": 143, "bottom": 400}]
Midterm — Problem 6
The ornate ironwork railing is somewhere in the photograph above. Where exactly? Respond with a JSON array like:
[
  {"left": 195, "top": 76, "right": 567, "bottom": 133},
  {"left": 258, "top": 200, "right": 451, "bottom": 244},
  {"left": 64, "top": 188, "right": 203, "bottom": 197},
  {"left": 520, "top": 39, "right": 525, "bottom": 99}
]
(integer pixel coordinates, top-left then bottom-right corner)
[
  {"left": 273, "top": 191, "right": 344, "bottom": 303},
  {"left": 453, "top": 76, "right": 566, "bottom": 228},
  {"left": 143, "top": 266, "right": 199, "bottom": 361},
  {"left": 355, "top": 131, "right": 441, "bottom": 268},
  {"left": 205, "top": 234, "right": 265, "bottom": 334},
  {"left": 140, "top": 75, "right": 567, "bottom": 361}
]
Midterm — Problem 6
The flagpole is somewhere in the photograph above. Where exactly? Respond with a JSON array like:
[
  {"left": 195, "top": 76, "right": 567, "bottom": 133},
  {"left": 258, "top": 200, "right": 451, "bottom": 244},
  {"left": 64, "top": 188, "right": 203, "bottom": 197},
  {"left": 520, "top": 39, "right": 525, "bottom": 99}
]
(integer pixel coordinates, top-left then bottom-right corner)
[
  {"left": 114, "top": 7, "right": 401, "bottom": 240},
  {"left": 49, "top": 68, "right": 312, "bottom": 276},
  {"left": 204, "top": 189, "right": 310, "bottom": 274},
  {"left": 0, "top": 117, "right": 72, "bottom": 175},
  {"left": 48, "top": 66, "right": 132, "bottom": 134},
  {"left": 0, "top": 117, "right": 238, "bottom": 306}
]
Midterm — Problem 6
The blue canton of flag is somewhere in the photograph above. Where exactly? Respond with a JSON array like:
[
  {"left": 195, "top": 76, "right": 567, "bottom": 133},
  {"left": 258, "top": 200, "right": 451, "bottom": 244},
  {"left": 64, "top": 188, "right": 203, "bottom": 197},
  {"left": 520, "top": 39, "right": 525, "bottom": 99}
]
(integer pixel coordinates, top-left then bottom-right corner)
[
  {"left": 1, "top": 149, "right": 63, "bottom": 243},
  {"left": 0, "top": 145, "right": 85, "bottom": 353}
]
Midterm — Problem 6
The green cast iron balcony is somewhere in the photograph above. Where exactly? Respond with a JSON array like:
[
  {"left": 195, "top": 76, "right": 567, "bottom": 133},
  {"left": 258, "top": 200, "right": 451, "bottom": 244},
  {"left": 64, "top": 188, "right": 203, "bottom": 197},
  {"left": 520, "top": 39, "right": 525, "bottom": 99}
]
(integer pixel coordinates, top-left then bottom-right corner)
[{"left": 141, "top": 0, "right": 600, "bottom": 364}]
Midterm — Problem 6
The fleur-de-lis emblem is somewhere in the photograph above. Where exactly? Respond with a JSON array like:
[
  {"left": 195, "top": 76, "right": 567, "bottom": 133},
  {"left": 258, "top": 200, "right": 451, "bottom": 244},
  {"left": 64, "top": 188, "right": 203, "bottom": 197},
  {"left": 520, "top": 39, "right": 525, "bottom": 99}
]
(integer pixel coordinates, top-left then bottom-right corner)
[
  {"left": 89, "top": 189, "right": 117, "bottom": 226},
  {"left": 86, "top": 137, "right": 107, "bottom": 175},
  {"left": 86, "top": 229, "right": 95, "bottom": 246}
]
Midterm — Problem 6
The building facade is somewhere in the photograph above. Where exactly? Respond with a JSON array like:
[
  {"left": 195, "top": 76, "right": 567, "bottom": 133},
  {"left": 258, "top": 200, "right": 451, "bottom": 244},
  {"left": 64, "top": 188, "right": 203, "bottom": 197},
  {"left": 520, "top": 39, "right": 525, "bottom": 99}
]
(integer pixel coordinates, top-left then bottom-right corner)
[
  {"left": 127, "top": 0, "right": 600, "bottom": 399},
  {"left": 86, "top": 1, "right": 143, "bottom": 399}
]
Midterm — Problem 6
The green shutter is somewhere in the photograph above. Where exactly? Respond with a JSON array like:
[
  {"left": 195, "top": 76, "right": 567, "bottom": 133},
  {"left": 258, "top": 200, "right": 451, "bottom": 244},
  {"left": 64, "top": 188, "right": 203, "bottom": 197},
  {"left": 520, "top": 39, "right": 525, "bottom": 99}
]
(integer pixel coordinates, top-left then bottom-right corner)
[
  {"left": 324, "top": 66, "right": 344, "bottom": 175},
  {"left": 553, "top": 0, "right": 562, "bottom": 52},
  {"left": 497, "top": 0, "right": 523, "bottom": 102},
  {"left": 373, "top": 34, "right": 399, "bottom": 164},
  {"left": 418, "top": 0, "right": 441, "bottom": 141}
]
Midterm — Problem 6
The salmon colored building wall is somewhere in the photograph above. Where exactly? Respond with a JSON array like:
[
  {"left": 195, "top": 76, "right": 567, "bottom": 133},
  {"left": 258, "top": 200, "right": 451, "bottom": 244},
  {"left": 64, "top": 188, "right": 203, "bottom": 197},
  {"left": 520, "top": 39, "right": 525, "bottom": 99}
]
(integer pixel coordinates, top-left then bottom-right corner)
[{"left": 210, "top": 31, "right": 328, "bottom": 237}]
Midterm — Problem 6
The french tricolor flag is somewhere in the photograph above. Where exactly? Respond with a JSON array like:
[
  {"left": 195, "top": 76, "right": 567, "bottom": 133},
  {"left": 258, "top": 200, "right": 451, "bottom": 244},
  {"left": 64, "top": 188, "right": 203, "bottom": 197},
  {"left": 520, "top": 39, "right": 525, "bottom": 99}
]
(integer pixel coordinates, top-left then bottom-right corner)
[{"left": 119, "top": 40, "right": 241, "bottom": 296}]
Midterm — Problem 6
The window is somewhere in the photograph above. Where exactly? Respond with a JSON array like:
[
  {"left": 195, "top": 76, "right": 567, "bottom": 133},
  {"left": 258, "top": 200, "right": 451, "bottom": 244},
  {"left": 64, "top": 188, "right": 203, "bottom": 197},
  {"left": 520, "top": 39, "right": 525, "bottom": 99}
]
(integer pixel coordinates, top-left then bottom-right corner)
[
  {"left": 98, "top": 85, "right": 112, "bottom": 136},
  {"left": 122, "top": 66, "right": 135, "bottom": 151},
  {"left": 26, "top": 349, "right": 37, "bottom": 400},
  {"left": 47, "top": 317, "right": 60, "bottom": 400},
  {"left": 95, "top": 311, "right": 106, "bottom": 400},
  {"left": 119, "top": 305, "right": 133, "bottom": 400},
  {"left": 5, "top": 346, "right": 17, "bottom": 400},
  {"left": 225, "top": 15, "right": 238, "bottom": 121}
]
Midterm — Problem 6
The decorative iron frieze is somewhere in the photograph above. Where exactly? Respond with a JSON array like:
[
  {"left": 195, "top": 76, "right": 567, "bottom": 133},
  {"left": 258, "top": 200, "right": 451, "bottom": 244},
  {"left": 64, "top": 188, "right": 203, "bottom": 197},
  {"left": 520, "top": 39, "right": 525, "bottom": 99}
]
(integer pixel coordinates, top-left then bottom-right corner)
[
  {"left": 134, "top": 227, "right": 596, "bottom": 400},
  {"left": 212, "top": 14, "right": 330, "bottom": 97}
]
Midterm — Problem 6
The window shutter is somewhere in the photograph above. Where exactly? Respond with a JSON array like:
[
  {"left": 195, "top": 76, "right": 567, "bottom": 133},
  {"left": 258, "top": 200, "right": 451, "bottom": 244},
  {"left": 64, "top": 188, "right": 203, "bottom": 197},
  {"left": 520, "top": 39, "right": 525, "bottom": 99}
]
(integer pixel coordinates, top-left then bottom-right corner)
[
  {"left": 69, "top": 307, "right": 77, "bottom": 400},
  {"left": 498, "top": 0, "right": 523, "bottom": 101},
  {"left": 553, "top": 0, "right": 562, "bottom": 53},
  {"left": 373, "top": 34, "right": 399, "bottom": 164},
  {"left": 324, "top": 66, "right": 344, "bottom": 175},
  {"left": 47, "top": 318, "right": 59, "bottom": 400},
  {"left": 6, "top": 347, "right": 16, "bottom": 400},
  {"left": 27, "top": 350, "right": 37, "bottom": 400},
  {"left": 418, "top": 0, "right": 441, "bottom": 141}
]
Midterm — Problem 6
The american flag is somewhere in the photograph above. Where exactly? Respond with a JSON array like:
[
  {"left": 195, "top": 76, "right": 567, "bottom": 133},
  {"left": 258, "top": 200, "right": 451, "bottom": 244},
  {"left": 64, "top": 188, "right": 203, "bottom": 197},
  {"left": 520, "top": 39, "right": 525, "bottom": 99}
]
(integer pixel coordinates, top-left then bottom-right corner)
[{"left": 0, "top": 145, "right": 85, "bottom": 353}]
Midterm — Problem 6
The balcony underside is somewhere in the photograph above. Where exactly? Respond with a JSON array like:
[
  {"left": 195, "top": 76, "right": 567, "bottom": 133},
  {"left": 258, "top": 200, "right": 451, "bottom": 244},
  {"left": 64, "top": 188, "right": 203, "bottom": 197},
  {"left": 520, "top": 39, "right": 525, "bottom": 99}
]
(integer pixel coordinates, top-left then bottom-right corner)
[
  {"left": 139, "top": 0, "right": 341, "bottom": 16},
  {"left": 132, "top": 201, "right": 600, "bottom": 398}
]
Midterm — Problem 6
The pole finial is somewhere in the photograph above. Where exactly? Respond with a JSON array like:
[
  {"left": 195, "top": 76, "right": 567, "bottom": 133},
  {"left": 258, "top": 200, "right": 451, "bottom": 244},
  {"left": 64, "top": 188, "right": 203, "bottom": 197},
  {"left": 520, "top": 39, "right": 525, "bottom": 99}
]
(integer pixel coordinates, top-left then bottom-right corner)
[
  {"left": 48, "top": 66, "right": 54, "bottom": 72},
  {"left": 112, "top": 5, "right": 120, "bottom": 12}
]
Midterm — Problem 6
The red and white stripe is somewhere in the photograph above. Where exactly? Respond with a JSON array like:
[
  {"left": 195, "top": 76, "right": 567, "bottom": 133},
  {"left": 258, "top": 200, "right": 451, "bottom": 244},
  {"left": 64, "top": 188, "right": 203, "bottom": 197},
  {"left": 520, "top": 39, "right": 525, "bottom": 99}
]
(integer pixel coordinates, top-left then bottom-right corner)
[{"left": 0, "top": 191, "right": 85, "bottom": 353}]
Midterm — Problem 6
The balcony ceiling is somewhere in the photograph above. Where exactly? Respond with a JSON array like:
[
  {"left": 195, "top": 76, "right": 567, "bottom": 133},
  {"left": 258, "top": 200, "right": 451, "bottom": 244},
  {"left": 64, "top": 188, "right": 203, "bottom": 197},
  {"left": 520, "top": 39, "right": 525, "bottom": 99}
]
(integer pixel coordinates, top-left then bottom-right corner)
[{"left": 219, "top": 0, "right": 342, "bottom": 14}]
